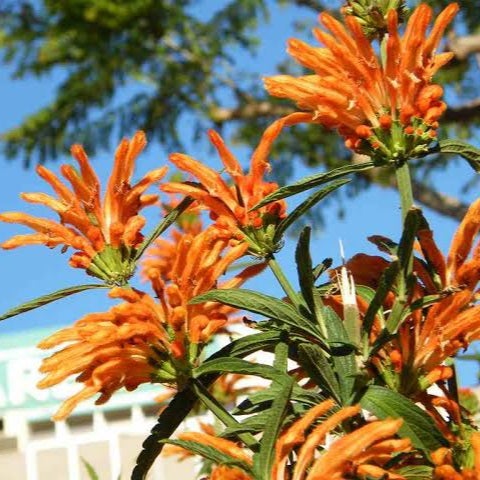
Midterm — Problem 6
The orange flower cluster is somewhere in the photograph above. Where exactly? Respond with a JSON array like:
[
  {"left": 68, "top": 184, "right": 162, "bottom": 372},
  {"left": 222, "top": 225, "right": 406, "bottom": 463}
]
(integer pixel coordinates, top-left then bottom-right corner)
[
  {"left": 0, "top": 131, "right": 166, "bottom": 284},
  {"left": 37, "top": 221, "right": 264, "bottom": 419},
  {"left": 335, "top": 199, "right": 480, "bottom": 397},
  {"left": 172, "top": 400, "right": 410, "bottom": 480},
  {"left": 431, "top": 433, "right": 480, "bottom": 479},
  {"left": 264, "top": 4, "right": 458, "bottom": 162},
  {"left": 161, "top": 119, "right": 290, "bottom": 256}
]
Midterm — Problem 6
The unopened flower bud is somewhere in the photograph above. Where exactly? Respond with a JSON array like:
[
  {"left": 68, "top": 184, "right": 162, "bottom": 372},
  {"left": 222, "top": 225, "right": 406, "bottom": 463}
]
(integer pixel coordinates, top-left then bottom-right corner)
[{"left": 342, "top": 0, "right": 408, "bottom": 39}]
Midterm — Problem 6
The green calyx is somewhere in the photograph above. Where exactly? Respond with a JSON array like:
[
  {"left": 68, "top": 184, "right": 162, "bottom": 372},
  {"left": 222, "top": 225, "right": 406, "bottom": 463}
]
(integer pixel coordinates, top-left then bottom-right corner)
[
  {"left": 86, "top": 244, "right": 137, "bottom": 286},
  {"left": 244, "top": 220, "right": 282, "bottom": 258},
  {"left": 343, "top": 0, "right": 408, "bottom": 39},
  {"left": 358, "top": 118, "right": 438, "bottom": 167}
]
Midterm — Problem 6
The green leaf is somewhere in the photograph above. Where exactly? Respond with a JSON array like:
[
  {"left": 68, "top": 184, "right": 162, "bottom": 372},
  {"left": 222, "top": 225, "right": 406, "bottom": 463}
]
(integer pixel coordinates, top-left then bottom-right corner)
[
  {"left": 132, "top": 331, "right": 279, "bottom": 480},
  {"left": 274, "top": 179, "right": 350, "bottom": 239},
  {"left": 0, "top": 283, "right": 109, "bottom": 322},
  {"left": 134, "top": 196, "right": 194, "bottom": 260},
  {"left": 396, "top": 466, "right": 433, "bottom": 480},
  {"left": 132, "top": 386, "right": 199, "bottom": 480},
  {"left": 401, "top": 294, "right": 443, "bottom": 321},
  {"left": 81, "top": 458, "right": 100, "bottom": 480},
  {"left": 160, "top": 439, "right": 253, "bottom": 474},
  {"left": 194, "top": 357, "right": 292, "bottom": 384},
  {"left": 211, "top": 331, "right": 283, "bottom": 359},
  {"left": 251, "top": 161, "right": 375, "bottom": 210},
  {"left": 323, "top": 307, "right": 357, "bottom": 405},
  {"left": 360, "top": 386, "right": 448, "bottom": 452},
  {"left": 363, "top": 261, "right": 400, "bottom": 336},
  {"left": 439, "top": 139, "right": 480, "bottom": 172},
  {"left": 253, "top": 377, "right": 294, "bottom": 480},
  {"left": 190, "top": 289, "right": 326, "bottom": 345},
  {"left": 233, "top": 383, "right": 320, "bottom": 415},
  {"left": 297, "top": 343, "right": 341, "bottom": 403},
  {"left": 356, "top": 286, "right": 385, "bottom": 327},
  {"left": 222, "top": 410, "right": 272, "bottom": 436},
  {"left": 397, "top": 207, "right": 423, "bottom": 281},
  {"left": 313, "top": 258, "right": 332, "bottom": 280},
  {"left": 191, "top": 378, "right": 258, "bottom": 450},
  {"left": 295, "top": 227, "right": 315, "bottom": 315}
]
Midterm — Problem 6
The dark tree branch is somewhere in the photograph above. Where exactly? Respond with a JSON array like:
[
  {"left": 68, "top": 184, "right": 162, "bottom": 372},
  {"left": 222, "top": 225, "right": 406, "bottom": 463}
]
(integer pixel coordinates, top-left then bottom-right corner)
[
  {"left": 211, "top": 94, "right": 480, "bottom": 126},
  {"left": 443, "top": 98, "right": 480, "bottom": 122},
  {"left": 448, "top": 34, "right": 480, "bottom": 61}
]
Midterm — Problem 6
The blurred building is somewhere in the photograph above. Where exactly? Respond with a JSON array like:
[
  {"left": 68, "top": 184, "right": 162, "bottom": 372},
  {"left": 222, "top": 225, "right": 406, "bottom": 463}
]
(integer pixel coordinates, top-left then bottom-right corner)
[{"left": 0, "top": 327, "right": 197, "bottom": 480}]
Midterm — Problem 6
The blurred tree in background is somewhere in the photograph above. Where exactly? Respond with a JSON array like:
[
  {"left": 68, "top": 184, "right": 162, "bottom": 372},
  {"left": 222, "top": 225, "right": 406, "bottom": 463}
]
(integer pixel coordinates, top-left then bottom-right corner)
[{"left": 0, "top": 0, "right": 479, "bottom": 220}]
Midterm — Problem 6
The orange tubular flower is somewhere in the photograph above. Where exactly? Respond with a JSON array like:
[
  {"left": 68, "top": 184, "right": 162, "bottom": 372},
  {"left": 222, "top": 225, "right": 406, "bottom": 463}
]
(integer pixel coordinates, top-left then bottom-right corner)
[
  {"left": 432, "top": 432, "right": 480, "bottom": 479},
  {"left": 38, "top": 225, "right": 264, "bottom": 419},
  {"left": 274, "top": 400, "right": 409, "bottom": 480},
  {"left": 332, "top": 199, "right": 480, "bottom": 397},
  {"left": 0, "top": 131, "right": 166, "bottom": 284},
  {"left": 161, "top": 119, "right": 292, "bottom": 257},
  {"left": 264, "top": 3, "right": 459, "bottom": 163},
  {"left": 173, "top": 400, "right": 409, "bottom": 480},
  {"left": 37, "top": 287, "right": 171, "bottom": 420}
]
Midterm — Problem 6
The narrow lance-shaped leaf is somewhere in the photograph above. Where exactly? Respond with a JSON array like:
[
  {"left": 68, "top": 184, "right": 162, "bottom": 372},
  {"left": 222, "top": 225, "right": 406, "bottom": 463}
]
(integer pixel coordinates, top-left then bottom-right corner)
[
  {"left": 134, "top": 195, "right": 194, "bottom": 260},
  {"left": 194, "top": 357, "right": 294, "bottom": 384},
  {"left": 438, "top": 139, "right": 480, "bottom": 172},
  {"left": 0, "top": 283, "right": 109, "bottom": 322},
  {"left": 274, "top": 178, "right": 350, "bottom": 240},
  {"left": 323, "top": 307, "right": 357, "bottom": 405},
  {"left": 360, "top": 386, "right": 448, "bottom": 452},
  {"left": 251, "top": 161, "right": 375, "bottom": 210},
  {"left": 297, "top": 343, "right": 341, "bottom": 403},
  {"left": 132, "top": 331, "right": 282, "bottom": 480},
  {"left": 190, "top": 288, "right": 327, "bottom": 345},
  {"left": 253, "top": 377, "right": 294, "bottom": 480},
  {"left": 386, "top": 208, "right": 423, "bottom": 333},
  {"left": 159, "top": 439, "right": 254, "bottom": 475},
  {"left": 363, "top": 260, "right": 400, "bottom": 336},
  {"left": 295, "top": 226, "right": 315, "bottom": 315},
  {"left": 81, "top": 458, "right": 100, "bottom": 480}
]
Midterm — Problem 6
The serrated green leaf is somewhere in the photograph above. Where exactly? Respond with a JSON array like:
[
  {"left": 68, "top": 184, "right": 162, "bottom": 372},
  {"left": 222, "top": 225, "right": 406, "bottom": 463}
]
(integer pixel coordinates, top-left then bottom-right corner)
[
  {"left": 274, "top": 179, "right": 350, "bottom": 239},
  {"left": 295, "top": 227, "right": 315, "bottom": 316},
  {"left": 132, "top": 386, "right": 199, "bottom": 480},
  {"left": 253, "top": 377, "right": 294, "bottom": 480},
  {"left": 134, "top": 196, "right": 194, "bottom": 260},
  {"left": 360, "top": 386, "right": 448, "bottom": 452},
  {"left": 0, "top": 283, "right": 109, "bottom": 322},
  {"left": 81, "top": 458, "right": 100, "bottom": 480},
  {"left": 190, "top": 289, "right": 326, "bottom": 345},
  {"left": 160, "top": 439, "right": 253, "bottom": 474},
  {"left": 439, "top": 139, "right": 480, "bottom": 172},
  {"left": 323, "top": 307, "right": 357, "bottom": 405},
  {"left": 297, "top": 343, "right": 341, "bottom": 403},
  {"left": 251, "top": 161, "right": 375, "bottom": 210}
]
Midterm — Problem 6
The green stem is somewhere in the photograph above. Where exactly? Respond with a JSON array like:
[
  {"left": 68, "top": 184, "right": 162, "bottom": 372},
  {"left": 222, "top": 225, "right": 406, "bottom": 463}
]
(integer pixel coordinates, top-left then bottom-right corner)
[
  {"left": 395, "top": 161, "right": 414, "bottom": 223},
  {"left": 267, "top": 256, "right": 304, "bottom": 310},
  {"left": 395, "top": 161, "right": 414, "bottom": 277},
  {"left": 191, "top": 378, "right": 258, "bottom": 450}
]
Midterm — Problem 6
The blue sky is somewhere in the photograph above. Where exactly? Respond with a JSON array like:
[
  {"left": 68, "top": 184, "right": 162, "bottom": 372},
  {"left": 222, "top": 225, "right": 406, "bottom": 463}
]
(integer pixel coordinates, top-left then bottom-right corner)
[{"left": 0, "top": 0, "right": 478, "bottom": 385}]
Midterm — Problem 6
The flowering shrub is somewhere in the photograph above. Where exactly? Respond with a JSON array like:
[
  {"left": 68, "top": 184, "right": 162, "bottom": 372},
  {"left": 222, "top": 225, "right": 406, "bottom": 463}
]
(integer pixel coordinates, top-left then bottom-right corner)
[{"left": 3, "top": 2, "right": 480, "bottom": 480}]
